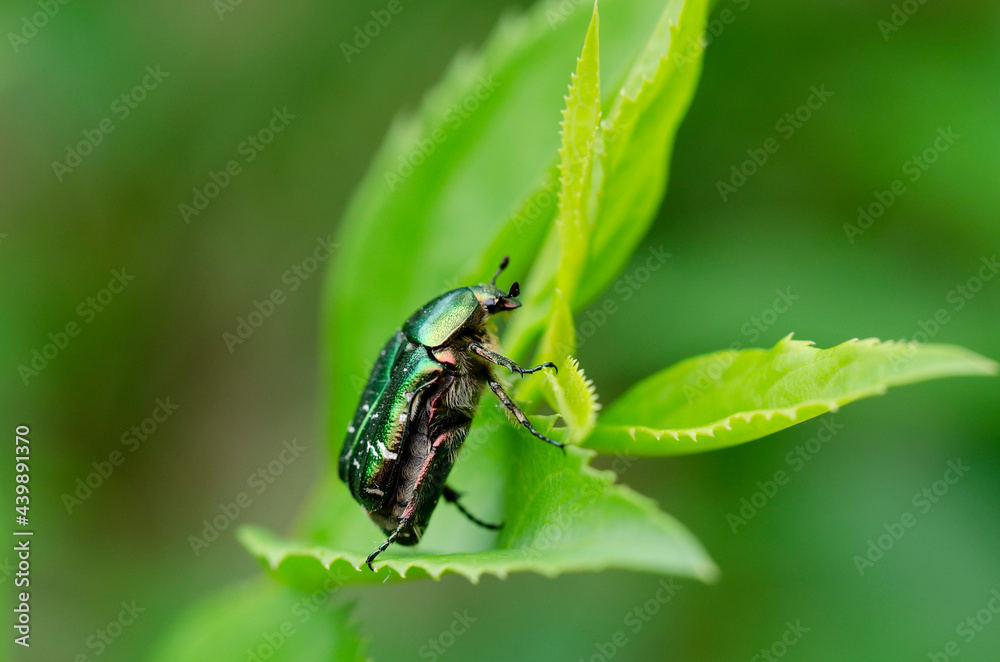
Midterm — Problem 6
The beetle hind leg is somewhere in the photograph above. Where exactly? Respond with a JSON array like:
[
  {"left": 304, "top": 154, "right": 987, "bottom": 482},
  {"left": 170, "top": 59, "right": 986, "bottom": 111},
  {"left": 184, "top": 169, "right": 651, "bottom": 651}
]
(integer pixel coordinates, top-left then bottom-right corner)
[
  {"left": 365, "top": 527, "right": 401, "bottom": 571},
  {"left": 443, "top": 486, "right": 503, "bottom": 530},
  {"left": 366, "top": 516, "right": 422, "bottom": 571}
]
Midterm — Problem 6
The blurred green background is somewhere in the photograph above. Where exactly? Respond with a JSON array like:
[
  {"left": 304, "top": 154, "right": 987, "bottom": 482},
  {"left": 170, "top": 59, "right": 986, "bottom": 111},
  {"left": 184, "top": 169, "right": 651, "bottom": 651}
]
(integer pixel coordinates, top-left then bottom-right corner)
[{"left": 2, "top": 0, "right": 999, "bottom": 660}]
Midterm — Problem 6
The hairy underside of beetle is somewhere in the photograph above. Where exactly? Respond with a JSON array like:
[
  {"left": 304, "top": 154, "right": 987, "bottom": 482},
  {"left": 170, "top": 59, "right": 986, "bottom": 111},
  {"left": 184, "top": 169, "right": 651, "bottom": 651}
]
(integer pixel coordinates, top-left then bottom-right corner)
[{"left": 368, "top": 319, "right": 499, "bottom": 544}]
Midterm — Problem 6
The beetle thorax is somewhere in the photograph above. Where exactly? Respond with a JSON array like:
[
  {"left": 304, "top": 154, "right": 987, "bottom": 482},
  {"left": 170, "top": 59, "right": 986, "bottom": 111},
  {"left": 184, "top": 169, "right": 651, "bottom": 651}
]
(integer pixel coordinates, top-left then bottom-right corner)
[{"left": 432, "top": 322, "right": 496, "bottom": 413}]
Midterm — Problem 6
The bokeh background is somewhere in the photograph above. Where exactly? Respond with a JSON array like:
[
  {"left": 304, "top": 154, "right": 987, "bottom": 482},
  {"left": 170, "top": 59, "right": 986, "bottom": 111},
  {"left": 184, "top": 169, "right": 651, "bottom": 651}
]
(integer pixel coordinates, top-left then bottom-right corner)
[{"left": 2, "top": 0, "right": 999, "bottom": 660}]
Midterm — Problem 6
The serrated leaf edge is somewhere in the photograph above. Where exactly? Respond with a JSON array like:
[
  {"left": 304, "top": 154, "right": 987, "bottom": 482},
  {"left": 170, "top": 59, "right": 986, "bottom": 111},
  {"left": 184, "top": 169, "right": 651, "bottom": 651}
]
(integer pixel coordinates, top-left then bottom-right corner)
[{"left": 238, "top": 445, "right": 718, "bottom": 586}]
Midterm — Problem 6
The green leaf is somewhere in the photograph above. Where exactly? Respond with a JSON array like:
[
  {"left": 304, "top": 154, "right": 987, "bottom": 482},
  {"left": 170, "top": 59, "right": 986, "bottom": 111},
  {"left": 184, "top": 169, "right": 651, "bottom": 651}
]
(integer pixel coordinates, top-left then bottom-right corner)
[
  {"left": 504, "top": 0, "right": 709, "bottom": 362},
  {"left": 585, "top": 335, "right": 999, "bottom": 456},
  {"left": 530, "top": 4, "right": 601, "bottom": 417},
  {"left": 241, "top": 412, "right": 716, "bottom": 588},
  {"left": 145, "top": 579, "right": 368, "bottom": 662},
  {"left": 286, "top": 0, "right": 717, "bottom": 590},
  {"left": 323, "top": 0, "right": 687, "bottom": 444},
  {"left": 544, "top": 355, "right": 601, "bottom": 443},
  {"left": 581, "top": 0, "right": 708, "bottom": 304},
  {"left": 553, "top": 1, "right": 601, "bottom": 299},
  {"left": 455, "top": 166, "right": 559, "bottom": 293},
  {"left": 526, "top": 279, "right": 580, "bottom": 423}
]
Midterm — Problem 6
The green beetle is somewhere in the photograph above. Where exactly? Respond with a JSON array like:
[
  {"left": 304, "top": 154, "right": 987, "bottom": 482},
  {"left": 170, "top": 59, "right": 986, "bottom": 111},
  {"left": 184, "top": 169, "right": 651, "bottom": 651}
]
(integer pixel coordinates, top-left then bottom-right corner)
[{"left": 338, "top": 257, "right": 562, "bottom": 570}]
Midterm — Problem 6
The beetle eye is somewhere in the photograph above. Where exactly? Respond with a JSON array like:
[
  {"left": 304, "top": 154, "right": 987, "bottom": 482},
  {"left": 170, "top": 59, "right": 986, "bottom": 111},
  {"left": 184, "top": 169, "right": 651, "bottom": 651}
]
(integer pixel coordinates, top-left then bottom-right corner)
[{"left": 484, "top": 298, "right": 496, "bottom": 308}]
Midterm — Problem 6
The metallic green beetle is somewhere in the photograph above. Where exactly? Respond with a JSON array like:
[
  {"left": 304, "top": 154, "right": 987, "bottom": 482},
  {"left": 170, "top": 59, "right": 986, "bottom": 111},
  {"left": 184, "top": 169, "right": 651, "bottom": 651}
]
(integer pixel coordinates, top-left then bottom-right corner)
[{"left": 338, "top": 257, "right": 563, "bottom": 570}]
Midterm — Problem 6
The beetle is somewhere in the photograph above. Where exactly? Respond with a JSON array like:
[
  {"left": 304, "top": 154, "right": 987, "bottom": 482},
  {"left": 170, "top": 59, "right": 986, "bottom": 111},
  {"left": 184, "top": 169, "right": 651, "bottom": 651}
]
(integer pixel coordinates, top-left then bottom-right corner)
[{"left": 338, "top": 256, "right": 563, "bottom": 570}]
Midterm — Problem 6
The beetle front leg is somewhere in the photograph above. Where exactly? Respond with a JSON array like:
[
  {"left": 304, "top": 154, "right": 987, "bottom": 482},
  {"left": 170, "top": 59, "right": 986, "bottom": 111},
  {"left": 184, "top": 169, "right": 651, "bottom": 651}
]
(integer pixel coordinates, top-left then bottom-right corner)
[
  {"left": 487, "top": 377, "right": 565, "bottom": 452},
  {"left": 468, "top": 342, "right": 557, "bottom": 377}
]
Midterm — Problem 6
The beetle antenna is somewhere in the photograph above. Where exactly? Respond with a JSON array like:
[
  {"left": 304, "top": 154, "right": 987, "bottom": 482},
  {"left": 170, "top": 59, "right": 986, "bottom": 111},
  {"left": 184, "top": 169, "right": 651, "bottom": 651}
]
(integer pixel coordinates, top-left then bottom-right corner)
[
  {"left": 490, "top": 256, "right": 509, "bottom": 286},
  {"left": 508, "top": 282, "right": 520, "bottom": 298}
]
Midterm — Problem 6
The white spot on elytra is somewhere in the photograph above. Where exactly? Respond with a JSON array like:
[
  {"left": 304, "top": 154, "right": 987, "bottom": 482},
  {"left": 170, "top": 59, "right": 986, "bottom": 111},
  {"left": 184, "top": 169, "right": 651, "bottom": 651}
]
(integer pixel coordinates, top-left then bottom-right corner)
[
  {"left": 399, "top": 413, "right": 407, "bottom": 422},
  {"left": 348, "top": 425, "right": 356, "bottom": 434},
  {"left": 362, "top": 404, "right": 369, "bottom": 412}
]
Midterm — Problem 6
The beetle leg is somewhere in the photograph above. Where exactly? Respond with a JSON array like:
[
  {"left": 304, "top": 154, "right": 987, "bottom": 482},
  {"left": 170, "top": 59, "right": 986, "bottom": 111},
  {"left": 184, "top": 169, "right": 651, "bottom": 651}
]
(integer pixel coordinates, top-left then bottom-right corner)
[
  {"left": 365, "top": 525, "right": 403, "bottom": 571},
  {"left": 488, "top": 377, "right": 566, "bottom": 452},
  {"left": 468, "top": 342, "right": 557, "bottom": 377},
  {"left": 442, "top": 485, "right": 503, "bottom": 530},
  {"left": 366, "top": 510, "right": 423, "bottom": 572}
]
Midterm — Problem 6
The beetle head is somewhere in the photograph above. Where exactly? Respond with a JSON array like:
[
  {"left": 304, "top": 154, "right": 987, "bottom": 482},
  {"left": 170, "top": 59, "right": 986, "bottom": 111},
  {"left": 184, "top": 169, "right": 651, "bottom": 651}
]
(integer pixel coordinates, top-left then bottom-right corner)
[{"left": 473, "top": 256, "right": 521, "bottom": 314}]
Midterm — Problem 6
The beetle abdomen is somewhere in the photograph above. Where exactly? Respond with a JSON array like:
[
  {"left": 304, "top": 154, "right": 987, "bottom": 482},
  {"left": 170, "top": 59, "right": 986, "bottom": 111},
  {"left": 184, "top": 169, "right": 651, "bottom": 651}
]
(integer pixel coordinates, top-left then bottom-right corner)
[{"left": 369, "top": 373, "right": 480, "bottom": 543}]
